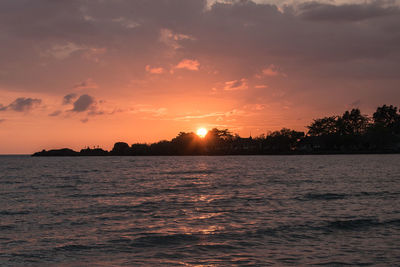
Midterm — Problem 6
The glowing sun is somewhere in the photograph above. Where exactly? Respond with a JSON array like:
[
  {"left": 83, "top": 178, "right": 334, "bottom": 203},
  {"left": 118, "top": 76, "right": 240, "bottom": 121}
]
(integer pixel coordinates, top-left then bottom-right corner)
[{"left": 196, "top": 128, "right": 208, "bottom": 138}]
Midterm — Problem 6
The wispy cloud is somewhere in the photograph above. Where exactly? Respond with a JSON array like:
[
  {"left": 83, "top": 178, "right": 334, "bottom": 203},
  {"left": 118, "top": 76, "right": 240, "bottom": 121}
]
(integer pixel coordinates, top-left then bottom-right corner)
[
  {"left": 48, "top": 110, "right": 62, "bottom": 117},
  {"left": 145, "top": 65, "right": 165, "bottom": 74},
  {"left": 260, "top": 64, "right": 286, "bottom": 77},
  {"left": 175, "top": 59, "right": 200, "bottom": 71},
  {"left": 174, "top": 109, "right": 247, "bottom": 121},
  {"left": 43, "top": 42, "right": 84, "bottom": 60},
  {"left": 130, "top": 105, "right": 167, "bottom": 117},
  {"left": 174, "top": 112, "right": 225, "bottom": 121},
  {"left": 73, "top": 79, "right": 98, "bottom": 91},
  {"left": 224, "top": 79, "right": 248, "bottom": 91},
  {"left": 159, "top": 29, "right": 195, "bottom": 50}
]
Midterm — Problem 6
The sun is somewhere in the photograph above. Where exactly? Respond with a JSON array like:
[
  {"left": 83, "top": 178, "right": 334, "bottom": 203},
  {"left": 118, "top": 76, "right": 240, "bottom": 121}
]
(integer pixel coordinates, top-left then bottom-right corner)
[{"left": 196, "top": 128, "right": 208, "bottom": 138}]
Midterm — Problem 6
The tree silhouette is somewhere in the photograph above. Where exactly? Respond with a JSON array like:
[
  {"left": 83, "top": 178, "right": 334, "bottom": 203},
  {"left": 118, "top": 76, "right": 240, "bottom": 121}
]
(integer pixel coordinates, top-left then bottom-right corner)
[
  {"left": 337, "top": 109, "right": 369, "bottom": 136},
  {"left": 373, "top": 104, "right": 400, "bottom": 132},
  {"left": 263, "top": 128, "right": 305, "bottom": 153},
  {"left": 307, "top": 116, "right": 338, "bottom": 136},
  {"left": 111, "top": 142, "right": 132, "bottom": 155}
]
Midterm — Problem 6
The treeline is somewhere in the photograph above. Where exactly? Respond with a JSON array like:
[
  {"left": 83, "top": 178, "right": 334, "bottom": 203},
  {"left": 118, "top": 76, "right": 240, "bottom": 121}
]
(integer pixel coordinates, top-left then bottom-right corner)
[
  {"left": 33, "top": 104, "right": 400, "bottom": 156},
  {"left": 303, "top": 104, "right": 400, "bottom": 153}
]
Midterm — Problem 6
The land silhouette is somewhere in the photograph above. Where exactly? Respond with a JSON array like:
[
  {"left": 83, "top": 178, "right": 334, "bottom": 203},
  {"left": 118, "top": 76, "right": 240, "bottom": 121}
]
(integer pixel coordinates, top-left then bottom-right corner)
[{"left": 33, "top": 104, "right": 400, "bottom": 156}]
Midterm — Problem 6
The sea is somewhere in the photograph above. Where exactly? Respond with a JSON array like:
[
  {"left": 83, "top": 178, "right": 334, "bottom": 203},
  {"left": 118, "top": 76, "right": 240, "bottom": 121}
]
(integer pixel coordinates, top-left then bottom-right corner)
[{"left": 0, "top": 155, "right": 399, "bottom": 266}]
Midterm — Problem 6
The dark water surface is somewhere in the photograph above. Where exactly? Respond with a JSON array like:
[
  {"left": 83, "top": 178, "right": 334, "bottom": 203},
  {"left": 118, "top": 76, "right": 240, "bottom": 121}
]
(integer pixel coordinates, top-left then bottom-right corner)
[{"left": 1, "top": 155, "right": 399, "bottom": 266}]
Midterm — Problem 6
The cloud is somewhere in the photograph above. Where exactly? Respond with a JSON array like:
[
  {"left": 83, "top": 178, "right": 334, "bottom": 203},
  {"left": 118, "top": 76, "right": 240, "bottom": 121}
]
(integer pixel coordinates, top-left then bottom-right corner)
[
  {"left": 0, "top": 119, "right": 4, "bottom": 123},
  {"left": 72, "top": 94, "right": 95, "bottom": 112},
  {"left": 145, "top": 65, "right": 164, "bottom": 74},
  {"left": 175, "top": 112, "right": 225, "bottom": 120},
  {"left": 63, "top": 93, "right": 77, "bottom": 105},
  {"left": 88, "top": 109, "right": 104, "bottom": 116},
  {"left": 48, "top": 110, "right": 62, "bottom": 117},
  {"left": 0, "top": 97, "right": 42, "bottom": 112},
  {"left": 224, "top": 79, "right": 248, "bottom": 91},
  {"left": 299, "top": 2, "right": 400, "bottom": 22},
  {"left": 261, "top": 64, "right": 282, "bottom": 77},
  {"left": 82, "top": 47, "right": 106, "bottom": 62},
  {"left": 130, "top": 105, "right": 167, "bottom": 117},
  {"left": 112, "top": 17, "right": 140, "bottom": 29},
  {"left": 175, "top": 59, "right": 200, "bottom": 71},
  {"left": 0, "top": 0, "right": 399, "bottom": 124},
  {"left": 350, "top": 99, "right": 361, "bottom": 108},
  {"left": 174, "top": 109, "right": 246, "bottom": 121},
  {"left": 64, "top": 93, "right": 107, "bottom": 116},
  {"left": 159, "top": 29, "right": 195, "bottom": 50},
  {"left": 43, "top": 42, "right": 84, "bottom": 59},
  {"left": 73, "top": 79, "right": 98, "bottom": 90}
]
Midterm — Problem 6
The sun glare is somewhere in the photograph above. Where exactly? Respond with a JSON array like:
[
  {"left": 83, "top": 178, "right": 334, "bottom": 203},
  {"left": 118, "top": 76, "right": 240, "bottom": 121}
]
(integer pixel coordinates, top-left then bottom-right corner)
[{"left": 196, "top": 128, "right": 208, "bottom": 138}]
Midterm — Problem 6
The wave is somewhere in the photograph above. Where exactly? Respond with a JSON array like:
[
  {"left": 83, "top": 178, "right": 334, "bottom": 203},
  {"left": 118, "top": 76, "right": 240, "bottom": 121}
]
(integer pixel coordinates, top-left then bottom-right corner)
[
  {"left": 131, "top": 233, "right": 200, "bottom": 247},
  {"left": 302, "top": 193, "right": 347, "bottom": 200},
  {"left": 298, "top": 191, "right": 399, "bottom": 201},
  {"left": 158, "top": 169, "right": 216, "bottom": 175},
  {"left": 355, "top": 191, "right": 400, "bottom": 198},
  {"left": 0, "top": 210, "right": 30, "bottom": 216},
  {"left": 326, "top": 218, "right": 379, "bottom": 230},
  {"left": 0, "top": 225, "right": 15, "bottom": 230},
  {"left": 314, "top": 261, "right": 372, "bottom": 266},
  {"left": 246, "top": 218, "right": 400, "bottom": 239},
  {"left": 328, "top": 218, "right": 400, "bottom": 230},
  {"left": 0, "top": 180, "right": 23, "bottom": 184},
  {"left": 68, "top": 191, "right": 144, "bottom": 198},
  {"left": 54, "top": 244, "right": 97, "bottom": 251}
]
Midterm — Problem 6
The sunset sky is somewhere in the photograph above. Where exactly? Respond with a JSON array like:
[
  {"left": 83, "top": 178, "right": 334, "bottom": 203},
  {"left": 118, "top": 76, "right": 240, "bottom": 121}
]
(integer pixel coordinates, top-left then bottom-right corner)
[{"left": 1, "top": 0, "right": 399, "bottom": 153}]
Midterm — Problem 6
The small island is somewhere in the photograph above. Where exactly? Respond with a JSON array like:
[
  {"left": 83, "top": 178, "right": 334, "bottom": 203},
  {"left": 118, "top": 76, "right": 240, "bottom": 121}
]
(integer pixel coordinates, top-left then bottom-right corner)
[{"left": 33, "top": 105, "right": 400, "bottom": 156}]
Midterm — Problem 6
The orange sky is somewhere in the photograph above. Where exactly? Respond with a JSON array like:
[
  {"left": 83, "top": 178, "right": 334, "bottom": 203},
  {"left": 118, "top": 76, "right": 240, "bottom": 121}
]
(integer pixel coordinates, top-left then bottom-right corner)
[{"left": 1, "top": 0, "right": 399, "bottom": 153}]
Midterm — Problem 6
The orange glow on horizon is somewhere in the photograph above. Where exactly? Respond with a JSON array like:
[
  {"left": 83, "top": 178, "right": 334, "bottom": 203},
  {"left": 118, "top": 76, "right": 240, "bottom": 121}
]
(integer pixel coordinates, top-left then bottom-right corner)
[{"left": 196, "top": 128, "right": 208, "bottom": 138}]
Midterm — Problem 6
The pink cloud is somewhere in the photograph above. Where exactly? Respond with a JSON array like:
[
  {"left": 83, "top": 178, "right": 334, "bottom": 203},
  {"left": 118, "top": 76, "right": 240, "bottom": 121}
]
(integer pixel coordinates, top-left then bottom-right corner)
[
  {"left": 175, "top": 59, "right": 200, "bottom": 71},
  {"left": 159, "top": 29, "right": 195, "bottom": 50},
  {"left": 145, "top": 65, "right": 164, "bottom": 74},
  {"left": 262, "top": 64, "right": 280, "bottom": 76}
]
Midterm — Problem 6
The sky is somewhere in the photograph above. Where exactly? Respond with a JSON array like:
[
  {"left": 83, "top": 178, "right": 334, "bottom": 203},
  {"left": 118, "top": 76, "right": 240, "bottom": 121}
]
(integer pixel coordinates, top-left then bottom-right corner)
[{"left": 0, "top": 0, "right": 399, "bottom": 153}]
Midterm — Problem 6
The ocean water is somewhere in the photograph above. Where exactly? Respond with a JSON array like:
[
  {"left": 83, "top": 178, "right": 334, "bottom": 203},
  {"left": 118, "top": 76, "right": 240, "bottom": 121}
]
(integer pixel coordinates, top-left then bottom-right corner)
[{"left": 0, "top": 155, "right": 399, "bottom": 266}]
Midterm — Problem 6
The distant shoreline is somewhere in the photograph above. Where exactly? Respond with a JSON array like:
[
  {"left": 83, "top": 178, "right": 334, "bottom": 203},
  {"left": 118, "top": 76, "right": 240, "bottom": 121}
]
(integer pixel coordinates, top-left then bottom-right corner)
[
  {"left": 32, "top": 105, "right": 400, "bottom": 157},
  {"left": 31, "top": 149, "right": 400, "bottom": 157}
]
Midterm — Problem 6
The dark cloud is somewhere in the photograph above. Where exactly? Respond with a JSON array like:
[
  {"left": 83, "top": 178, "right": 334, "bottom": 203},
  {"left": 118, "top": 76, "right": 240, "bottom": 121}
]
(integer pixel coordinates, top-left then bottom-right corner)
[
  {"left": 0, "top": 97, "right": 42, "bottom": 112},
  {"left": 63, "top": 93, "right": 77, "bottom": 105},
  {"left": 72, "top": 94, "right": 95, "bottom": 112},
  {"left": 1, "top": 0, "right": 399, "bottom": 78},
  {"left": 299, "top": 2, "right": 400, "bottom": 22},
  {"left": 0, "top": 0, "right": 399, "bottom": 113},
  {"left": 9, "top": 98, "right": 42, "bottom": 112}
]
